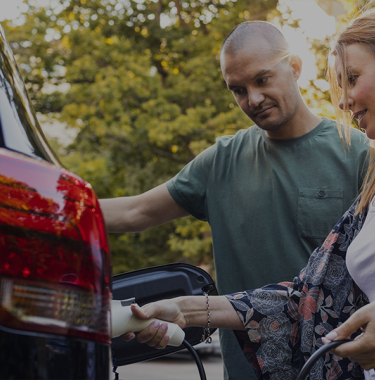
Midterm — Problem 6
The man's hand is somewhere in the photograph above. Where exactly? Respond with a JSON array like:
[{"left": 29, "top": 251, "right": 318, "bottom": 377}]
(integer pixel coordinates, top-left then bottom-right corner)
[
  {"left": 99, "top": 183, "right": 189, "bottom": 233},
  {"left": 322, "top": 301, "right": 375, "bottom": 371}
]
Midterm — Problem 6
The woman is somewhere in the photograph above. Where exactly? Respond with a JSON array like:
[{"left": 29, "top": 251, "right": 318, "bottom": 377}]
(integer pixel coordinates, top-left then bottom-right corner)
[
  {"left": 124, "top": 10, "right": 375, "bottom": 379},
  {"left": 322, "top": 8, "right": 375, "bottom": 378}
]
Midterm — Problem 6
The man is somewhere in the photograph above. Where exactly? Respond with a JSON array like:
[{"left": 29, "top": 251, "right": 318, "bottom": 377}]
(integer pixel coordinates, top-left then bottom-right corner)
[{"left": 101, "top": 22, "right": 369, "bottom": 380}]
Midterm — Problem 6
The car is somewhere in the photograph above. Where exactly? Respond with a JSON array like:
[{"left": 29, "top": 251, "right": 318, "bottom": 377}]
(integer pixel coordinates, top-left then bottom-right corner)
[
  {"left": 0, "top": 21, "right": 112, "bottom": 380},
  {"left": 0, "top": 23, "right": 217, "bottom": 380}
]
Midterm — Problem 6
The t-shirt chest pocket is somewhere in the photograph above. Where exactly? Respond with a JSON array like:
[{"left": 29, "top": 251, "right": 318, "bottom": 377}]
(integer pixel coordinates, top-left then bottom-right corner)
[{"left": 297, "top": 188, "right": 344, "bottom": 239}]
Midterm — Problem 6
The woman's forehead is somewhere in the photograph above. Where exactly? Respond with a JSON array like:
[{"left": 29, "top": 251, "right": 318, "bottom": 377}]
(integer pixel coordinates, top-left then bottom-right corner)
[{"left": 334, "top": 43, "right": 375, "bottom": 73}]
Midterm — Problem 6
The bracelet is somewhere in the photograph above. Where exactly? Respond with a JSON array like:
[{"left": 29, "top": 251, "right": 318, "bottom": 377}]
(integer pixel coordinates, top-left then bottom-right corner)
[{"left": 201, "top": 292, "right": 212, "bottom": 344}]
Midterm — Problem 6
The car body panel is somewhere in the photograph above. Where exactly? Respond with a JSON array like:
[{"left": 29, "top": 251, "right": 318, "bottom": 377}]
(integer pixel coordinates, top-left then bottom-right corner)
[
  {"left": 0, "top": 23, "right": 112, "bottom": 379},
  {"left": 0, "top": 326, "right": 110, "bottom": 380}
]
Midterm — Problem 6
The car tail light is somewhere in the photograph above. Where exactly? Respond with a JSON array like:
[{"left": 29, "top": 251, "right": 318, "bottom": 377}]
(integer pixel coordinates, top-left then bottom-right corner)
[{"left": 0, "top": 149, "right": 111, "bottom": 344}]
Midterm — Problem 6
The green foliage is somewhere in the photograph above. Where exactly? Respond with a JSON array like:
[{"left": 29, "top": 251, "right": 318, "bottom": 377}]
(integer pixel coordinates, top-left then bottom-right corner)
[
  {"left": 300, "top": 36, "right": 335, "bottom": 120},
  {"left": 3, "top": 0, "right": 281, "bottom": 276}
]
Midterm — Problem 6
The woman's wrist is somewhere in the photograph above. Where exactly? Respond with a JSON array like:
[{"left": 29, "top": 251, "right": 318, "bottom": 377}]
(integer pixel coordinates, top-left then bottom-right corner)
[
  {"left": 175, "top": 295, "right": 245, "bottom": 331},
  {"left": 175, "top": 296, "right": 207, "bottom": 328}
]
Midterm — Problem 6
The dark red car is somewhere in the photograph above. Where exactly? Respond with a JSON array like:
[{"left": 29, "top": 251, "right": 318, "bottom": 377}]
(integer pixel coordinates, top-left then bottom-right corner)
[
  {"left": 0, "top": 23, "right": 217, "bottom": 380},
  {"left": 0, "top": 22, "right": 112, "bottom": 379}
]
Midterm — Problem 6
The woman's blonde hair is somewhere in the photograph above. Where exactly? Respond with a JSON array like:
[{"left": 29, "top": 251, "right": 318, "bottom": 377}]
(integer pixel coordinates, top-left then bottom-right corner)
[{"left": 328, "top": 8, "right": 375, "bottom": 214}]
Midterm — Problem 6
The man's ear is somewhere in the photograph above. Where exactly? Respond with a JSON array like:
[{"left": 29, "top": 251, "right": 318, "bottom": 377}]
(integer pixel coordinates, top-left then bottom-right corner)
[{"left": 289, "top": 55, "right": 302, "bottom": 80}]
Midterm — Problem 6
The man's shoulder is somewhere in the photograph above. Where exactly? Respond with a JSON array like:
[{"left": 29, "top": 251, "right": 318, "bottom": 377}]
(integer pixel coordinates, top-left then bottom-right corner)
[
  {"left": 347, "top": 125, "right": 369, "bottom": 145},
  {"left": 186, "top": 127, "right": 256, "bottom": 172},
  {"left": 320, "top": 118, "right": 368, "bottom": 149},
  {"left": 215, "top": 125, "right": 259, "bottom": 148}
]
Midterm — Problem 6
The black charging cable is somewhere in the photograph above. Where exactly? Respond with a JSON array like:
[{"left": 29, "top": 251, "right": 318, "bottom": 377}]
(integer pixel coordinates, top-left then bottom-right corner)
[
  {"left": 182, "top": 339, "right": 207, "bottom": 380},
  {"left": 112, "top": 350, "right": 120, "bottom": 380},
  {"left": 113, "top": 338, "right": 350, "bottom": 380},
  {"left": 296, "top": 339, "right": 351, "bottom": 380},
  {"left": 112, "top": 341, "right": 207, "bottom": 380},
  {"left": 180, "top": 337, "right": 352, "bottom": 380},
  {"left": 181, "top": 337, "right": 351, "bottom": 380}
]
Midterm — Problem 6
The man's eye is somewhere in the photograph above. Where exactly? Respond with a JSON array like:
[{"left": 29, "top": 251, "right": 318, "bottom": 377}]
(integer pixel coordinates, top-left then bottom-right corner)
[
  {"left": 257, "top": 77, "right": 268, "bottom": 85},
  {"left": 233, "top": 88, "right": 246, "bottom": 96}
]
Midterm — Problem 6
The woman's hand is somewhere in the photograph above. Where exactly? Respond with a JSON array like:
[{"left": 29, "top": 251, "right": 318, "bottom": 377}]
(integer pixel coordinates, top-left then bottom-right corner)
[
  {"left": 121, "top": 298, "right": 187, "bottom": 349},
  {"left": 119, "top": 295, "right": 243, "bottom": 349},
  {"left": 322, "top": 301, "right": 375, "bottom": 371}
]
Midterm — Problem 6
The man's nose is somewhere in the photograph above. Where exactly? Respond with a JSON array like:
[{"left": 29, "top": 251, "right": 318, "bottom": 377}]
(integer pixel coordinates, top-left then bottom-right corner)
[
  {"left": 247, "top": 90, "right": 265, "bottom": 108},
  {"left": 338, "top": 95, "right": 353, "bottom": 111}
]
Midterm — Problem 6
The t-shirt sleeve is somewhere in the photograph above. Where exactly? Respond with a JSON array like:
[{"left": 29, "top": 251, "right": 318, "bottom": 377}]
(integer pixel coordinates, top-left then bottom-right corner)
[{"left": 166, "top": 144, "right": 217, "bottom": 222}]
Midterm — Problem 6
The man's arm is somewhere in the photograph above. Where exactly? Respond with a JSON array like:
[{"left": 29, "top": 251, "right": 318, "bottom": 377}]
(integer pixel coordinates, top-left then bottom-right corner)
[{"left": 99, "top": 183, "right": 189, "bottom": 233}]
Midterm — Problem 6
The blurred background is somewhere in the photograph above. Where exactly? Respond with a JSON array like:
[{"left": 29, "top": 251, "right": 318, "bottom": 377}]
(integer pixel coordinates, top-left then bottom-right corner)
[{"left": 0, "top": 0, "right": 368, "bottom": 277}]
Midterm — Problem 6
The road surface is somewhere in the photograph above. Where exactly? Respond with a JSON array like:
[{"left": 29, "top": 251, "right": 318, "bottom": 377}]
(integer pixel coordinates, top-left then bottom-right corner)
[{"left": 115, "top": 356, "right": 224, "bottom": 380}]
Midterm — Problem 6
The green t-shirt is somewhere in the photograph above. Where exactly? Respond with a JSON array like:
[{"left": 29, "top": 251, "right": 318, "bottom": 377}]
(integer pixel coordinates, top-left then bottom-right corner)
[{"left": 166, "top": 118, "right": 369, "bottom": 379}]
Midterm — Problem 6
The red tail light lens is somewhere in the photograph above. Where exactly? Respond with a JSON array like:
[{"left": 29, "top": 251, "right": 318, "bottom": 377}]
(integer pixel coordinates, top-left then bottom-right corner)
[{"left": 0, "top": 149, "right": 111, "bottom": 343}]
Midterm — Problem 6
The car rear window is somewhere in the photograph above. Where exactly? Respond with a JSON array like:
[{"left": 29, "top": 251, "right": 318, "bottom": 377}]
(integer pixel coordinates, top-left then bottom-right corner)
[{"left": 0, "top": 24, "right": 58, "bottom": 164}]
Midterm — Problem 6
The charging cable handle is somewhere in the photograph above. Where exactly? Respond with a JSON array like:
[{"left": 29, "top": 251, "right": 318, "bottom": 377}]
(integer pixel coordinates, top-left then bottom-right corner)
[
  {"left": 111, "top": 299, "right": 185, "bottom": 347},
  {"left": 296, "top": 339, "right": 351, "bottom": 380}
]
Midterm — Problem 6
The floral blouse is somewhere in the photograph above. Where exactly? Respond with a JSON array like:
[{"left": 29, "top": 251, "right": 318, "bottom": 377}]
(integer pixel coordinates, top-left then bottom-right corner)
[{"left": 226, "top": 200, "right": 369, "bottom": 380}]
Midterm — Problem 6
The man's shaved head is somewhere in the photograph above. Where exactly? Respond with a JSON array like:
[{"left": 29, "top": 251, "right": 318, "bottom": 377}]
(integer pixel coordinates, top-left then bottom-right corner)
[
  {"left": 220, "top": 21, "right": 290, "bottom": 64},
  {"left": 220, "top": 20, "right": 305, "bottom": 135}
]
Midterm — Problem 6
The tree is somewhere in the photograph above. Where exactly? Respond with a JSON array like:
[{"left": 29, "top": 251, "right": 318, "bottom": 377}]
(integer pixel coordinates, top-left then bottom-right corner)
[{"left": 3, "top": 0, "right": 280, "bottom": 275}]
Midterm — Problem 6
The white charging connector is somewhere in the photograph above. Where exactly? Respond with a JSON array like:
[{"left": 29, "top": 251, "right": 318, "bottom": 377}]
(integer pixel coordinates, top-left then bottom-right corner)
[{"left": 111, "top": 298, "right": 185, "bottom": 347}]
